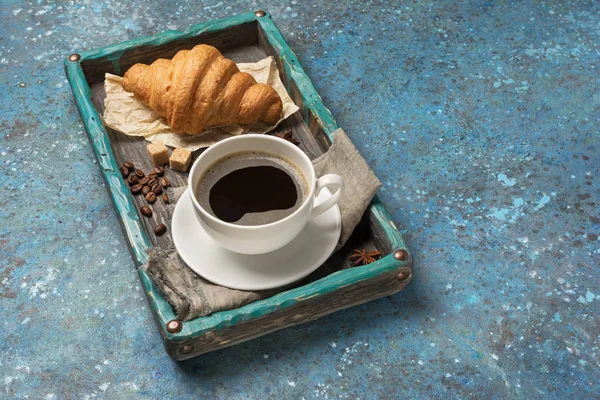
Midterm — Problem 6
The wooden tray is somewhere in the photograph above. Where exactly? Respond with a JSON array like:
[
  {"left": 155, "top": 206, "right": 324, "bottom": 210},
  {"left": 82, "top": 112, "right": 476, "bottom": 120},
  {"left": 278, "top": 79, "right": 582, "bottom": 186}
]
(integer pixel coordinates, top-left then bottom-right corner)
[{"left": 64, "top": 10, "right": 412, "bottom": 361}]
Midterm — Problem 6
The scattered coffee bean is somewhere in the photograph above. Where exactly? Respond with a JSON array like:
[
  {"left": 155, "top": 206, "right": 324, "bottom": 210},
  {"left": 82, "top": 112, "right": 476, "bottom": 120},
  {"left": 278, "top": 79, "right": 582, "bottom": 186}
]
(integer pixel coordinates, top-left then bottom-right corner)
[
  {"left": 141, "top": 185, "right": 151, "bottom": 196},
  {"left": 154, "top": 223, "right": 167, "bottom": 236},
  {"left": 153, "top": 165, "right": 165, "bottom": 176},
  {"left": 148, "top": 178, "right": 158, "bottom": 187},
  {"left": 123, "top": 161, "right": 134, "bottom": 170},
  {"left": 160, "top": 177, "right": 171, "bottom": 188},
  {"left": 140, "top": 206, "right": 152, "bottom": 217},
  {"left": 127, "top": 174, "right": 139, "bottom": 185},
  {"left": 135, "top": 169, "right": 145, "bottom": 178},
  {"left": 162, "top": 193, "right": 169, "bottom": 204},
  {"left": 119, "top": 166, "right": 129, "bottom": 177},
  {"left": 152, "top": 184, "right": 163, "bottom": 195},
  {"left": 147, "top": 172, "right": 158, "bottom": 180},
  {"left": 139, "top": 176, "right": 150, "bottom": 186},
  {"left": 145, "top": 192, "right": 156, "bottom": 203},
  {"left": 131, "top": 183, "right": 143, "bottom": 194}
]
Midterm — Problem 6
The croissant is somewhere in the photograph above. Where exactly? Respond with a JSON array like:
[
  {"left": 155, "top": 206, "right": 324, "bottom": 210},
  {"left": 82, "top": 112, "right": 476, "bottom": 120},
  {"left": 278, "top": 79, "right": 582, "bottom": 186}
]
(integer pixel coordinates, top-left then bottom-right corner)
[{"left": 122, "top": 44, "right": 283, "bottom": 135}]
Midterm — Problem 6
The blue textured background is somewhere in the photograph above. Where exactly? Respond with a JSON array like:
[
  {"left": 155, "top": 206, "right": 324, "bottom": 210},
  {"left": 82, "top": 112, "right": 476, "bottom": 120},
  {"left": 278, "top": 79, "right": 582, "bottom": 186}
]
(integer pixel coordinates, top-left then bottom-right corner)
[{"left": 1, "top": 1, "right": 599, "bottom": 398}]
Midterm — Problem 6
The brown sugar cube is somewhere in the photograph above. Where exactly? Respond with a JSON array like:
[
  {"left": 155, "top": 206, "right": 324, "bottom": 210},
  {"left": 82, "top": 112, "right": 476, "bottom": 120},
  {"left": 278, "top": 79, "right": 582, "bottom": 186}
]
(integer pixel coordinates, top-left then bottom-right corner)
[
  {"left": 169, "top": 148, "right": 192, "bottom": 172},
  {"left": 146, "top": 142, "right": 169, "bottom": 165}
]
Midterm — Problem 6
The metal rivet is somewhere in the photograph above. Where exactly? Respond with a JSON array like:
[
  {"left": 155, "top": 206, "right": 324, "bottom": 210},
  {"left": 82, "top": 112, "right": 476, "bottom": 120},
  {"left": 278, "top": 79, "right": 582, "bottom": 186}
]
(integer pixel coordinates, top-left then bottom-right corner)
[
  {"left": 68, "top": 53, "right": 81, "bottom": 62},
  {"left": 166, "top": 320, "right": 182, "bottom": 334},
  {"left": 397, "top": 270, "right": 411, "bottom": 282},
  {"left": 393, "top": 249, "right": 408, "bottom": 261},
  {"left": 255, "top": 10, "right": 266, "bottom": 17},
  {"left": 180, "top": 344, "right": 194, "bottom": 354}
]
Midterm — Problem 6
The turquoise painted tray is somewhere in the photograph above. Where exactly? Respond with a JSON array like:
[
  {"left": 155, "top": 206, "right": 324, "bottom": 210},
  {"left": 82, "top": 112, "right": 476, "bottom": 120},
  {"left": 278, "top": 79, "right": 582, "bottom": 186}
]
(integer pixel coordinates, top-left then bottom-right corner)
[{"left": 64, "top": 11, "right": 412, "bottom": 360}]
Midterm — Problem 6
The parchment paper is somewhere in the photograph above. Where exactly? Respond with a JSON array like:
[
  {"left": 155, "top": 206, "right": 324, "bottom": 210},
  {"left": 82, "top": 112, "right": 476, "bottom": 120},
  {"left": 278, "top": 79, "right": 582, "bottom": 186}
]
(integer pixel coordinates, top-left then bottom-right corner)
[{"left": 102, "top": 56, "right": 299, "bottom": 151}]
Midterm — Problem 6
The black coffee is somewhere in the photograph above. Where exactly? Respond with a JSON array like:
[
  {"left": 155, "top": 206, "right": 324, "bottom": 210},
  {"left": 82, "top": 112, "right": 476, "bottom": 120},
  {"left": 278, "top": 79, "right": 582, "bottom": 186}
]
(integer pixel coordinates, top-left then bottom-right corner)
[{"left": 195, "top": 151, "right": 308, "bottom": 226}]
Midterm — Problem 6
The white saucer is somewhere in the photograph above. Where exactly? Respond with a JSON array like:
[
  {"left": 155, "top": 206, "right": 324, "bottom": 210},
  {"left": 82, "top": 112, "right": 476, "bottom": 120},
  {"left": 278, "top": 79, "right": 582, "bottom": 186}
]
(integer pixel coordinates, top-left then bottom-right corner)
[{"left": 172, "top": 188, "right": 341, "bottom": 291}]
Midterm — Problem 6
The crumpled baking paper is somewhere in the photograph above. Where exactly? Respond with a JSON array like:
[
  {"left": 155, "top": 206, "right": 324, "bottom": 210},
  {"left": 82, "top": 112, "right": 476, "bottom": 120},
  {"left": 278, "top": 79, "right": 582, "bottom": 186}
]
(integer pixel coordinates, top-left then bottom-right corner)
[{"left": 102, "top": 56, "right": 299, "bottom": 151}]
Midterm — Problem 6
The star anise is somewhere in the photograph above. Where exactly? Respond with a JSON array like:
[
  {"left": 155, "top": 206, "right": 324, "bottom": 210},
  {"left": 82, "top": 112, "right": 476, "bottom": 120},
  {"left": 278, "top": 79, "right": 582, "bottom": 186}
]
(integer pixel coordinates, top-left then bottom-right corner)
[
  {"left": 274, "top": 130, "right": 300, "bottom": 146},
  {"left": 348, "top": 249, "right": 382, "bottom": 266}
]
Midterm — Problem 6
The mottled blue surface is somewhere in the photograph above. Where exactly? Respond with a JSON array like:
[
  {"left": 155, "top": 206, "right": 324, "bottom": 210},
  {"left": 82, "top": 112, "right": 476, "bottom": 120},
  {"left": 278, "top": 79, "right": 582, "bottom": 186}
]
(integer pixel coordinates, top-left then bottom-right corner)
[{"left": 1, "top": 1, "right": 599, "bottom": 398}]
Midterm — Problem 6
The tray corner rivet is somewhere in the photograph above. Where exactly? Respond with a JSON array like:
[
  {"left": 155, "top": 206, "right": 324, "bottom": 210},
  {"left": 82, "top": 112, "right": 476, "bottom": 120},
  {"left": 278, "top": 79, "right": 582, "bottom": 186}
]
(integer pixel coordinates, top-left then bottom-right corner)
[
  {"left": 166, "top": 319, "right": 183, "bottom": 334},
  {"left": 255, "top": 10, "right": 266, "bottom": 17},
  {"left": 68, "top": 53, "right": 81, "bottom": 62},
  {"left": 396, "top": 270, "right": 411, "bottom": 282},
  {"left": 393, "top": 249, "right": 408, "bottom": 261},
  {"left": 180, "top": 344, "right": 194, "bottom": 354}
]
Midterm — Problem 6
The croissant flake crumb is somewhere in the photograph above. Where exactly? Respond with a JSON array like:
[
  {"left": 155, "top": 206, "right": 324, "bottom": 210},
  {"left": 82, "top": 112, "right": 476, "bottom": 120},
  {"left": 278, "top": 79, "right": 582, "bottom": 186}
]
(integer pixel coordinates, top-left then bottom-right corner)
[
  {"left": 147, "top": 142, "right": 169, "bottom": 165},
  {"left": 170, "top": 148, "right": 192, "bottom": 172}
]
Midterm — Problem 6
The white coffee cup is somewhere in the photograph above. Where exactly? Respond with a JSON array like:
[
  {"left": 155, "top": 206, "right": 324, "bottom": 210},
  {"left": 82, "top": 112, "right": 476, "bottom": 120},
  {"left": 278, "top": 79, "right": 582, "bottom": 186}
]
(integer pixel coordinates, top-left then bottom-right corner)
[{"left": 188, "top": 134, "right": 344, "bottom": 254}]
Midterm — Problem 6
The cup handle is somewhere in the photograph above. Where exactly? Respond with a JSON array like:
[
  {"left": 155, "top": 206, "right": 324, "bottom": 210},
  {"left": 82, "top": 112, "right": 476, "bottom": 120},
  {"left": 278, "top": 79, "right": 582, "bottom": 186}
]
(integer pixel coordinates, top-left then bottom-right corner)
[{"left": 311, "top": 174, "right": 344, "bottom": 218}]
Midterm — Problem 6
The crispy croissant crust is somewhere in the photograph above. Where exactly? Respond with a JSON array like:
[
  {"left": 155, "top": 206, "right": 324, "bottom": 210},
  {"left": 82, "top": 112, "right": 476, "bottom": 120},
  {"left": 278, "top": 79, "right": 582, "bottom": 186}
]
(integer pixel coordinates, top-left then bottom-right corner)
[{"left": 122, "top": 44, "right": 283, "bottom": 135}]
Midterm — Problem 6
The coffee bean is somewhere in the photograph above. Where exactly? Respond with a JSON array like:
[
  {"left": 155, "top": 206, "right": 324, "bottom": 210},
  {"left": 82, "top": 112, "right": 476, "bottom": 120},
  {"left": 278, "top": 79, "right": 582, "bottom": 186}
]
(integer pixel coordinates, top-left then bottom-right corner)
[
  {"left": 148, "top": 178, "right": 158, "bottom": 187},
  {"left": 127, "top": 174, "right": 139, "bottom": 185},
  {"left": 145, "top": 192, "right": 156, "bottom": 203},
  {"left": 154, "top": 223, "right": 167, "bottom": 236},
  {"left": 135, "top": 169, "right": 145, "bottom": 178},
  {"left": 141, "top": 185, "right": 151, "bottom": 196},
  {"left": 123, "top": 161, "right": 134, "bottom": 170},
  {"left": 139, "top": 176, "right": 150, "bottom": 186},
  {"left": 147, "top": 172, "right": 158, "bottom": 180},
  {"left": 131, "top": 183, "right": 143, "bottom": 194},
  {"left": 153, "top": 165, "right": 165, "bottom": 176},
  {"left": 152, "top": 184, "right": 163, "bottom": 195},
  {"left": 119, "top": 166, "right": 129, "bottom": 177},
  {"left": 160, "top": 177, "right": 171, "bottom": 188},
  {"left": 162, "top": 193, "right": 169, "bottom": 204},
  {"left": 140, "top": 206, "right": 152, "bottom": 217}
]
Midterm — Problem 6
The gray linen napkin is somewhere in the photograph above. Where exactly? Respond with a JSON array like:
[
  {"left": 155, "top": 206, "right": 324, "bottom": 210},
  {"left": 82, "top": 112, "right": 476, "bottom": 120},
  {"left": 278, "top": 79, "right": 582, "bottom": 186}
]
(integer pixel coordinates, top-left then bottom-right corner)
[
  {"left": 144, "top": 128, "right": 381, "bottom": 321},
  {"left": 313, "top": 129, "right": 382, "bottom": 249}
]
